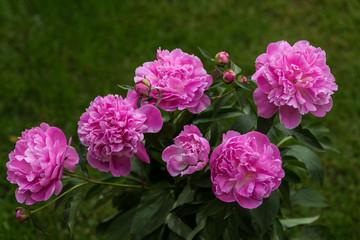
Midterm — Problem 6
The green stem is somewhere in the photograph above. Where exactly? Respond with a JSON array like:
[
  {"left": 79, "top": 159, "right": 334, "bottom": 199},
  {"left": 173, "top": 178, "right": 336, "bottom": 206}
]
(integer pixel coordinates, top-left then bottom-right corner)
[
  {"left": 30, "top": 182, "right": 89, "bottom": 214},
  {"left": 63, "top": 172, "right": 150, "bottom": 190},
  {"left": 214, "top": 89, "right": 235, "bottom": 100},
  {"left": 277, "top": 136, "right": 293, "bottom": 147}
]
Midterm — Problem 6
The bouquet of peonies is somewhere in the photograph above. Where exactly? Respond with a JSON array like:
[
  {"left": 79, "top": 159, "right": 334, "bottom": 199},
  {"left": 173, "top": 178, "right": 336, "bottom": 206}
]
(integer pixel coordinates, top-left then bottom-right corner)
[{"left": 7, "top": 40, "right": 338, "bottom": 239}]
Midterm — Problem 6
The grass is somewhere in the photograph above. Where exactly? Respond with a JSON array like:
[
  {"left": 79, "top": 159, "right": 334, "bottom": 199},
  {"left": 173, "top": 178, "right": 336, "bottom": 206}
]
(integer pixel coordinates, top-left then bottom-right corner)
[{"left": 1, "top": 0, "right": 359, "bottom": 239}]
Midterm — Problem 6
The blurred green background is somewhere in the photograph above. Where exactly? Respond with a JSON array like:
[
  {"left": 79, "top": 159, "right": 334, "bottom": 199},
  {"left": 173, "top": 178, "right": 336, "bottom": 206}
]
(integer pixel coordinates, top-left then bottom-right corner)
[{"left": 1, "top": 0, "right": 359, "bottom": 239}]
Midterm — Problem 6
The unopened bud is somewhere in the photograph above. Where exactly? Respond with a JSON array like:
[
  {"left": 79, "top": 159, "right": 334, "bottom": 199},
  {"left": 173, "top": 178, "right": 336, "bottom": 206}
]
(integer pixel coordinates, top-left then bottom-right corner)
[
  {"left": 240, "top": 75, "right": 247, "bottom": 84},
  {"left": 15, "top": 207, "right": 30, "bottom": 224},
  {"left": 214, "top": 52, "right": 229, "bottom": 66},
  {"left": 223, "top": 69, "right": 236, "bottom": 84},
  {"left": 135, "top": 79, "right": 151, "bottom": 97}
]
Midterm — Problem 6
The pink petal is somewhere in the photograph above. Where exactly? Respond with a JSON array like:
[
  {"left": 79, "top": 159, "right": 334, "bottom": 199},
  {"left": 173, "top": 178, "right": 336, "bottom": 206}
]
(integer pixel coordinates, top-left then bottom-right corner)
[
  {"left": 279, "top": 105, "right": 302, "bottom": 129},
  {"left": 137, "top": 105, "right": 163, "bottom": 133},
  {"left": 253, "top": 88, "right": 278, "bottom": 118},
  {"left": 212, "top": 185, "right": 235, "bottom": 202},
  {"left": 234, "top": 194, "right": 263, "bottom": 209},
  {"left": 311, "top": 98, "right": 333, "bottom": 117},
  {"left": 15, "top": 189, "right": 28, "bottom": 203},
  {"left": 134, "top": 142, "right": 150, "bottom": 163},
  {"left": 109, "top": 154, "right": 131, "bottom": 177},
  {"left": 64, "top": 146, "right": 79, "bottom": 172},
  {"left": 187, "top": 94, "right": 210, "bottom": 114},
  {"left": 167, "top": 157, "right": 187, "bottom": 177},
  {"left": 162, "top": 145, "right": 182, "bottom": 163},
  {"left": 87, "top": 152, "right": 109, "bottom": 172}
]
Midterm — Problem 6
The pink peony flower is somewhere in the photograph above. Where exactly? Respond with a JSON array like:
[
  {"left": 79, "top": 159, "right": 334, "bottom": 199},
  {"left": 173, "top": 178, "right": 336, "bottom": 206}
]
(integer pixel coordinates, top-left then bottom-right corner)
[
  {"left": 162, "top": 125, "right": 210, "bottom": 177},
  {"left": 134, "top": 48, "right": 213, "bottom": 114},
  {"left": 210, "top": 131, "right": 284, "bottom": 209},
  {"left": 253, "top": 40, "right": 338, "bottom": 129},
  {"left": 6, "top": 123, "right": 79, "bottom": 205},
  {"left": 78, "top": 91, "right": 163, "bottom": 177}
]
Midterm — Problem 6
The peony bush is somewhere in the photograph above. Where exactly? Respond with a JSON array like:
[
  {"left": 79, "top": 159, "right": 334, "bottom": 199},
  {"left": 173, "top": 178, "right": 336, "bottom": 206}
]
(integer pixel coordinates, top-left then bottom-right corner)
[{"left": 6, "top": 42, "right": 337, "bottom": 239}]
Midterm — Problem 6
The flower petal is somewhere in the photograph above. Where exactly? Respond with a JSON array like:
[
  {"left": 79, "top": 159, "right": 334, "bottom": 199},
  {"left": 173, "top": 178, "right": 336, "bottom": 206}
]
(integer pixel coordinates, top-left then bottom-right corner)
[
  {"left": 279, "top": 105, "right": 302, "bottom": 129},
  {"left": 253, "top": 88, "right": 278, "bottom": 118}
]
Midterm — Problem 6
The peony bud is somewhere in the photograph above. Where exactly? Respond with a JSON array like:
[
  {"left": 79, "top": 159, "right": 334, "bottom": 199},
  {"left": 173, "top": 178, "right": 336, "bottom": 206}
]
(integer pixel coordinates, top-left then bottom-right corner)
[
  {"left": 240, "top": 75, "right": 247, "bottom": 84},
  {"left": 135, "top": 79, "right": 151, "bottom": 97},
  {"left": 223, "top": 69, "right": 236, "bottom": 84},
  {"left": 15, "top": 207, "right": 30, "bottom": 224},
  {"left": 214, "top": 52, "right": 229, "bottom": 66}
]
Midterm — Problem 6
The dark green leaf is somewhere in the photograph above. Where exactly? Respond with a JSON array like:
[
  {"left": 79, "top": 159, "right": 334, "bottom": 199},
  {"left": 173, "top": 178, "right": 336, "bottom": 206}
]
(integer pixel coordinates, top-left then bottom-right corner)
[
  {"left": 166, "top": 213, "right": 192, "bottom": 239},
  {"left": 212, "top": 93, "right": 233, "bottom": 118},
  {"left": 257, "top": 114, "right": 276, "bottom": 134},
  {"left": 233, "top": 80, "right": 251, "bottom": 91},
  {"left": 231, "top": 115, "right": 257, "bottom": 134},
  {"left": 231, "top": 61, "right": 242, "bottom": 74},
  {"left": 291, "top": 187, "right": 328, "bottom": 208},
  {"left": 209, "top": 81, "right": 224, "bottom": 89},
  {"left": 130, "top": 189, "right": 174, "bottom": 239},
  {"left": 63, "top": 190, "right": 83, "bottom": 238},
  {"left": 276, "top": 124, "right": 324, "bottom": 152},
  {"left": 233, "top": 88, "right": 246, "bottom": 109},
  {"left": 117, "top": 84, "right": 134, "bottom": 91},
  {"left": 250, "top": 190, "right": 280, "bottom": 235},
  {"left": 278, "top": 180, "right": 291, "bottom": 207},
  {"left": 198, "top": 47, "right": 212, "bottom": 60},
  {"left": 78, "top": 144, "right": 89, "bottom": 177},
  {"left": 194, "top": 111, "right": 242, "bottom": 124},
  {"left": 283, "top": 167, "right": 301, "bottom": 184},
  {"left": 207, "top": 121, "right": 219, "bottom": 147},
  {"left": 30, "top": 215, "right": 49, "bottom": 236},
  {"left": 173, "top": 184, "right": 196, "bottom": 209},
  {"left": 186, "top": 218, "right": 206, "bottom": 240},
  {"left": 108, "top": 208, "right": 137, "bottom": 240},
  {"left": 285, "top": 145, "right": 324, "bottom": 186},
  {"left": 317, "top": 135, "right": 340, "bottom": 153},
  {"left": 280, "top": 216, "right": 319, "bottom": 229},
  {"left": 271, "top": 219, "right": 284, "bottom": 240}
]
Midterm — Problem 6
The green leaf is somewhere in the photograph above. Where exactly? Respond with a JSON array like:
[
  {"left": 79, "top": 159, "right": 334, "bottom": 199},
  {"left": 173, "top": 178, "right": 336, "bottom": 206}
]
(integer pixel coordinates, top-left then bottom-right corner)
[
  {"left": 231, "top": 61, "right": 242, "bottom": 74},
  {"left": 173, "top": 183, "right": 196, "bottom": 209},
  {"left": 63, "top": 190, "right": 83, "bottom": 238},
  {"left": 233, "top": 88, "right": 246, "bottom": 109},
  {"left": 186, "top": 218, "right": 206, "bottom": 240},
  {"left": 276, "top": 124, "right": 324, "bottom": 152},
  {"left": 257, "top": 114, "right": 276, "bottom": 134},
  {"left": 231, "top": 115, "right": 257, "bottom": 134},
  {"left": 317, "top": 135, "right": 340, "bottom": 153},
  {"left": 291, "top": 187, "right": 328, "bottom": 208},
  {"left": 206, "top": 121, "right": 219, "bottom": 147},
  {"left": 280, "top": 216, "right": 320, "bottom": 229},
  {"left": 250, "top": 190, "right": 280, "bottom": 235},
  {"left": 278, "top": 180, "right": 291, "bottom": 207},
  {"left": 166, "top": 213, "right": 192, "bottom": 239},
  {"left": 271, "top": 219, "right": 284, "bottom": 240},
  {"left": 107, "top": 209, "right": 137, "bottom": 240},
  {"left": 233, "top": 80, "right": 251, "bottom": 90},
  {"left": 198, "top": 47, "right": 212, "bottom": 60},
  {"left": 285, "top": 145, "right": 324, "bottom": 186},
  {"left": 117, "top": 84, "right": 134, "bottom": 91},
  {"left": 130, "top": 189, "right": 174, "bottom": 239},
  {"left": 78, "top": 144, "right": 89, "bottom": 177},
  {"left": 212, "top": 93, "right": 233, "bottom": 118}
]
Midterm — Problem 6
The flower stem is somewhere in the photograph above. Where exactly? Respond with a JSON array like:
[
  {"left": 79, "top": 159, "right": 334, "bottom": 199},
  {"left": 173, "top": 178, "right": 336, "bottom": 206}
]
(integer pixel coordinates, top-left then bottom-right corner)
[
  {"left": 277, "top": 136, "right": 293, "bottom": 147},
  {"left": 63, "top": 172, "right": 150, "bottom": 190},
  {"left": 214, "top": 89, "right": 235, "bottom": 100},
  {"left": 30, "top": 181, "right": 89, "bottom": 214}
]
